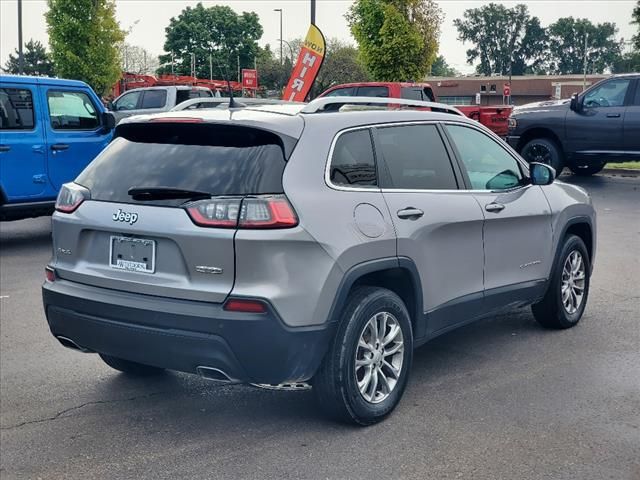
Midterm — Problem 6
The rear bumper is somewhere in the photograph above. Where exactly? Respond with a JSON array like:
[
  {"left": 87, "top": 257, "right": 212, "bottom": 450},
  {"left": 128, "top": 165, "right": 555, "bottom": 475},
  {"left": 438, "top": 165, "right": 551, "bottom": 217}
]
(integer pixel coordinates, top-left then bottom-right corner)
[{"left": 42, "top": 279, "right": 335, "bottom": 384}]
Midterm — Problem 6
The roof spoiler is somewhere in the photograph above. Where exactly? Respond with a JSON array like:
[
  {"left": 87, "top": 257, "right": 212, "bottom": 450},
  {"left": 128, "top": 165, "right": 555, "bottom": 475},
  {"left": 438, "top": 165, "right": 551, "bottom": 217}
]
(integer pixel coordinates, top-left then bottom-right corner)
[{"left": 300, "top": 96, "right": 463, "bottom": 116}]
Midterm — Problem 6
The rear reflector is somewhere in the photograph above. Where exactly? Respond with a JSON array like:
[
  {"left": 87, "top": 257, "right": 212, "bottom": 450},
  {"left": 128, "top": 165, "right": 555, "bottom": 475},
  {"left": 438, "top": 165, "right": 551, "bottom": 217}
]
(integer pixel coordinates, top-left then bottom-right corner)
[
  {"left": 185, "top": 195, "right": 298, "bottom": 229},
  {"left": 223, "top": 299, "right": 268, "bottom": 313},
  {"left": 45, "top": 266, "right": 56, "bottom": 282}
]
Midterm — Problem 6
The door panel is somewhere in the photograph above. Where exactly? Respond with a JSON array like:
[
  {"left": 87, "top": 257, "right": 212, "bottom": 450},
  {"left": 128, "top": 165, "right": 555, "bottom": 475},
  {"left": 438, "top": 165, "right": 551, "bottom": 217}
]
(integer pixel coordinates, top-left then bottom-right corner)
[
  {"left": 375, "top": 123, "right": 485, "bottom": 335},
  {"left": 0, "top": 84, "right": 47, "bottom": 200},
  {"left": 444, "top": 123, "right": 553, "bottom": 296},
  {"left": 565, "top": 78, "right": 631, "bottom": 156},
  {"left": 624, "top": 80, "right": 640, "bottom": 154},
  {"left": 40, "top": 87, "right": 111, "bottom": 190},
  {"left": 472, "top": 186, "right": 553, "bottom": 290}
]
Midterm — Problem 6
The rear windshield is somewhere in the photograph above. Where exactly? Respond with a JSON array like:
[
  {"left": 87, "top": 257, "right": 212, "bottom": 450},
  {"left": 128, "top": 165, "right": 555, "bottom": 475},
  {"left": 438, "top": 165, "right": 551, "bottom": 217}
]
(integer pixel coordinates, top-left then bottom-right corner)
[{"left": 76, "top": 123, "right": 290, "bottom": 206}]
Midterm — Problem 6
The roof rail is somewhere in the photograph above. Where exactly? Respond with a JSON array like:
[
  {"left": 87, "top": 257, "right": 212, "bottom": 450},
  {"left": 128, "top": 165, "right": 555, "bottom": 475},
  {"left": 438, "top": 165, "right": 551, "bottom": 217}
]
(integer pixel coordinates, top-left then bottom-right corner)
[{"left": 300, "top": 96, "right": 463, "bottom": 116}]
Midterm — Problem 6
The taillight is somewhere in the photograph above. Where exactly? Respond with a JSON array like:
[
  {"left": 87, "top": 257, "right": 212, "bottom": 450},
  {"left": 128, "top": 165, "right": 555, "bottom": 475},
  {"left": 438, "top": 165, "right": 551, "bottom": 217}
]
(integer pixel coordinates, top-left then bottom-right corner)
[
  {"left": 55, "top": 183, "right": 90, "bottom": 213},
  {"left": 45, "top": 266, "right": 56, "bottom": 282},
  {"left": 185, "top": 195, "right": 298, "bottom": 229},
  {"left": 223, "top": 298, "right": 268, "bottom": 313}
]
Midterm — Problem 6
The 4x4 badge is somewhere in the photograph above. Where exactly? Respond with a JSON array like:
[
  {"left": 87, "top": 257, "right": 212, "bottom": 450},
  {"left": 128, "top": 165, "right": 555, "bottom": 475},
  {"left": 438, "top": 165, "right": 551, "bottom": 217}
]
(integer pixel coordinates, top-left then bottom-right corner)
[{"left": 112, "top": 209, "right": 138, "bottom": 225}]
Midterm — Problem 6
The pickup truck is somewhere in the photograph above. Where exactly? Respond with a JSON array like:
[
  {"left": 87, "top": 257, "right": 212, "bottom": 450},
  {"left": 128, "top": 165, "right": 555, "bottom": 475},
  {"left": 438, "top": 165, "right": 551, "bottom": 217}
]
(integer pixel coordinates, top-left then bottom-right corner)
[
  {"left": 109, "top": 86, "right": 213, "bottom": 123},
  {"left": 318, "top": 82, "right": 512, "bottom": 136},
  {"left": 0, "top": 75, "right": 115, "bottom": 221},
  {"left": 507, "top": 73, "right": 640, "bottom": 175}
]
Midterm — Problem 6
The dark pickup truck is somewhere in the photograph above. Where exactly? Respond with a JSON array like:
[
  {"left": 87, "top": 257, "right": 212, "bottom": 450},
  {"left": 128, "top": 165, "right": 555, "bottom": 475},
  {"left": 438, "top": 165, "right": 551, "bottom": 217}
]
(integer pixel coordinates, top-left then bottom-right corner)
[{"left": 507, "top": 73, "right": 640, "bottom": 175}]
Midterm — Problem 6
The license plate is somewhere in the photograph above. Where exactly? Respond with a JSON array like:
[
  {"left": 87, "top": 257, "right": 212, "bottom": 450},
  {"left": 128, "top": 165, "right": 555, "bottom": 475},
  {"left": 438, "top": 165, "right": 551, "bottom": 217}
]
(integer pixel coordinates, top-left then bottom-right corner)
[{"left": 109, "top": 236, "right": 156, "bottom": 273}]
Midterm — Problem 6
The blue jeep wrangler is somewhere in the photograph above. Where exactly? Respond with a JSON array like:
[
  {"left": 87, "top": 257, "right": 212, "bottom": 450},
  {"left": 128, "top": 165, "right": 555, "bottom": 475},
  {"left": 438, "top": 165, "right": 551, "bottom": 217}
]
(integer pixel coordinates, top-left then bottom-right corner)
[{"left": 0, "top": 75, "right": 115, "bottom": 221}]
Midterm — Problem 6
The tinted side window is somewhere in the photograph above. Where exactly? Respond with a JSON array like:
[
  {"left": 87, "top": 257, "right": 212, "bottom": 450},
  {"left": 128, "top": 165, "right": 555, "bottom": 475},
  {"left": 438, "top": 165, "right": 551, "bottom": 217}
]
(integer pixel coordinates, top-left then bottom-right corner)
[
  {"left": 584, "top": 79, "right": 630, "bottom": 108},
  {"left": 377, "top": 124, "right": 457, "bottom": 190},
  {"left": 176, "top": 90, "right": 190, "bottom": 104},
  {"left": 140, "top": 90, "right": 167, "bottom": 109},
  {"left": 446, "top": 124, "right": 524, "bottom": 190},
  {"left": 401, "top": 88, "right": 422, "bottom": 100},
  {"left": 0, "top": 88, "right": 34, "bottom": 130},
  {"left": 114, "top": 90, "right": 141, "bottom": 111},
  {"left": 329, "top": 129, "right": 377, "bottom": 187},
  {"left": 325, "top": 87, "right": 355, "bottom": 97},
  {"left": 47, "top": 90, "right": 99, "bottom": 130},
  {"left": 357, "top": 86, "right": 389, "bottom": 97}
]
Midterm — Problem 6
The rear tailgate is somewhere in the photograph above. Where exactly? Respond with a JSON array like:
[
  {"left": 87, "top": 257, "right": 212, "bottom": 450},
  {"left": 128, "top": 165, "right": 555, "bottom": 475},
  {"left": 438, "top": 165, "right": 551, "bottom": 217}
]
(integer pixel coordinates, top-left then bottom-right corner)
[{"left": 53, "top": 121, "right": 299, "bottom": 304}]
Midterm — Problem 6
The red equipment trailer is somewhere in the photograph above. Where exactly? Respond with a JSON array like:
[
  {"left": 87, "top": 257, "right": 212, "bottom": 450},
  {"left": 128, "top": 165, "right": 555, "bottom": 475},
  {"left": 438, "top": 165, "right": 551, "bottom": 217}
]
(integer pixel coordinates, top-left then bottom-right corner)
[{"left": 112, "top": 73, "right": 243, "bottom": 98}]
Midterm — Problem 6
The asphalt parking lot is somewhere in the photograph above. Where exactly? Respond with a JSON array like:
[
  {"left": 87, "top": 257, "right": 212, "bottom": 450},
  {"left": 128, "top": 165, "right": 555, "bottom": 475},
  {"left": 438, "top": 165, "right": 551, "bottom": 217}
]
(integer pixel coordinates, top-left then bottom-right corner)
[{"left": 1, "top": 173, "right": 638, "bottom": 480}]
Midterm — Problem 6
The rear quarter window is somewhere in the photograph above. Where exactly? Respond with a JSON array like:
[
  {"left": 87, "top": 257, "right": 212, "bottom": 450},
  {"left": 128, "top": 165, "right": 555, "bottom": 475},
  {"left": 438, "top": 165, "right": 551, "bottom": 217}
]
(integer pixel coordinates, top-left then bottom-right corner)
[
  {"left": 0, "top": 88, "right": 34, "bottom": 130},
  {"left": 329, "top": 129, "right": 377, "bottom": 188}
]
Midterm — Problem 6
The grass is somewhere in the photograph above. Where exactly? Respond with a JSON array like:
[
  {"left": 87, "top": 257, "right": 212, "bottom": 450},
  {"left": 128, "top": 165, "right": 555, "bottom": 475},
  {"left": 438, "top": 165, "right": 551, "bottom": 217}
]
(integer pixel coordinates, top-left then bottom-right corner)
[{"left": 606, "top": 161, "right": 640, "bottom": 170}]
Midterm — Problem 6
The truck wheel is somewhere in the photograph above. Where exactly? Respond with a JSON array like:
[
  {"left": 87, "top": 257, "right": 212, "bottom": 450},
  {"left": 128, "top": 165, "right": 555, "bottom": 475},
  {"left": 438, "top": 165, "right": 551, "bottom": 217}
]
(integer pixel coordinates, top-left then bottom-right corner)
[
  {"left": 569, "top": 163, "right": 605, "bottom": 176},
  {"left": 313, "top": 287, "right": 413, "bottom": 425},
  {"left": 521, "top": 138, "right": 564, "bottom": 175},
  {"left": 99, "top": 354, "right": 165, "bottom": 376},
  {"left": 532, "top": 235, "right": 590, "bottom": 329}
]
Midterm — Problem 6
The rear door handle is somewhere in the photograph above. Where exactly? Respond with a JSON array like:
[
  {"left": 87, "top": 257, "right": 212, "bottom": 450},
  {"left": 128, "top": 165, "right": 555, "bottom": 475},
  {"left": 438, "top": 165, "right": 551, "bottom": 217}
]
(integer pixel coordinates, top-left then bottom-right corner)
[
  {"left": 485, "top": 203, "right": 505, "bottom": 213},
  {"left": 397, "top": 208, "right": 424, "bottom": 219},
  {"left": 51, "top": 144, "right": 69, "bottom": 151},
  {"left": 0, "top": 145, "right": 10, "bottom": 153},
  {"left": 606, "top": 113, "right": 621, "bottom": 118}
]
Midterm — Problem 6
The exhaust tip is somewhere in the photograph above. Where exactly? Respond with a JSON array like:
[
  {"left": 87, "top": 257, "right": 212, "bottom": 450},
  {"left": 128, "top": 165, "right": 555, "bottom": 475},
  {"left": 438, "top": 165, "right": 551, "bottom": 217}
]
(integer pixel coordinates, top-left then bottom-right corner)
[
  {"left": 56, "top": 336, "right": 92, "bottom": 353},
  {"left": 196, "top": 366, "right": 238, "bottom": 384}
]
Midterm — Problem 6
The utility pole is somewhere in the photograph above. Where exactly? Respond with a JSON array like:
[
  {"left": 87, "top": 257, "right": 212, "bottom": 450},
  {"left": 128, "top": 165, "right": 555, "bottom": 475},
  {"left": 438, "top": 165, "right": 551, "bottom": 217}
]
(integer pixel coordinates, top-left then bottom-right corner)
[
  {"left": 583, "top": 32, "right": 589, "bottom": 91},
  {"left": 311, "top": 0, "right": 316, "bottom": 25},
  {"left": 17, "top": 0, "right": 24, "bottom": 74},
  {"left": 274, "top": 9, "right": 283, "bottom": 65},
  {"left": 209, "top": 54, "right": 213, "bottom": 81}
]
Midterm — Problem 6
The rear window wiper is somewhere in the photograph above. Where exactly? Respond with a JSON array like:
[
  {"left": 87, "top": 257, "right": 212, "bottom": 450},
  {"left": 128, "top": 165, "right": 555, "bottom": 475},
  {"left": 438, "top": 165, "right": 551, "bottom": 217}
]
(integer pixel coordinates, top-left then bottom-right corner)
[{"left": 128, "top": 186, "right": 212, "bottom": 201}]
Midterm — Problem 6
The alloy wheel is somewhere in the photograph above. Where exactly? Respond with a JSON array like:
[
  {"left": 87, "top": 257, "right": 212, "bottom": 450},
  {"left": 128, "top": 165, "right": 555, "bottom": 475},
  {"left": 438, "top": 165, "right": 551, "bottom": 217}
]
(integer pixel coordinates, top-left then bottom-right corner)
[
  {"left": 561, "top": 250, "right": 586, "bottom": 315},
  {"left": 354, "top": 311, "right": 404, "bottom": 404}
]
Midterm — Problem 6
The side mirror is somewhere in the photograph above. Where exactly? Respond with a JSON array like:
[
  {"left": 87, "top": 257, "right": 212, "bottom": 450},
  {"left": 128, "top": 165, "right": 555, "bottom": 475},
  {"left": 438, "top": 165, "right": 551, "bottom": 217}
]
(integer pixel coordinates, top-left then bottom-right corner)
[
  {"left": 569, "top": 93, "right": 581, "bottom": 112},
  {"left": 530, "top": 162, "right": 555, "bottom": 186},
  {"left": 101, "top": 111, "right": 116, "bottom": 130}
]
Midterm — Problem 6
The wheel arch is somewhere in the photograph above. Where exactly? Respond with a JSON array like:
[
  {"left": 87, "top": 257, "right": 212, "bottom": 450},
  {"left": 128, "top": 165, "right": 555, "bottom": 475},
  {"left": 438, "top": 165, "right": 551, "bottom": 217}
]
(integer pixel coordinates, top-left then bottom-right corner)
[
  {"left": 327, "top": 257, "right": 423, "bottom": 336},
  {"left": 517, "top": 127, "right": 564, "bottom": 154},
  {"left": 551, "top": 216, "right": 595, "bottom": 280}
]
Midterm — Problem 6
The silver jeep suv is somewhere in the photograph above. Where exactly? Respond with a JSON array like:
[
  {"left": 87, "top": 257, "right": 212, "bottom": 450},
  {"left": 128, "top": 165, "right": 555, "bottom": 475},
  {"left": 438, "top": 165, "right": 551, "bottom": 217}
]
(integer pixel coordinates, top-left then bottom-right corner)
[{"left": 43, "top": 97, "right": 596, "bottom": 425}]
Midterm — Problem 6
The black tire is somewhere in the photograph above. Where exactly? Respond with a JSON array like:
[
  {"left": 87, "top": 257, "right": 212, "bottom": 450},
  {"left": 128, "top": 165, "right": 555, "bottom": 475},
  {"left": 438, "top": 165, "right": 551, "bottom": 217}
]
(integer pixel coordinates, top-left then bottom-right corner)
[
  {"left": 313, "top": 287, "right": 413, "bottom": 425},
  {"left": 569, "top": 163, "right": 605, "bottom": 176},
  {"left": 99, "top": 354, "right": 165, "bottom": 376},
  {"left": 521, "top": 138, "right": 565, "bottom": 175},
  {"left": 532, "top": 235, "right": 590, "bottom": 329}
]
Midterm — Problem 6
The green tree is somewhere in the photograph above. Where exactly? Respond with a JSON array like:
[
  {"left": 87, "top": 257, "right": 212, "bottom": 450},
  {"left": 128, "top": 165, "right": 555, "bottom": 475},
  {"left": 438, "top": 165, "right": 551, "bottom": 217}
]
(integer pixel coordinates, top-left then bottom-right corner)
[
  {"left": 157, "top": 3, "right": 262, "bottom": 80},
  {"left": 430, "top": 55, "right": 459, "bottom": 76},
  {"left": 454, "top": 3, "right": 547, "bottom": 75},
  {"left": 632, "top": 0, "right": 640, "bottom": 51},
  {"left": 4, "top": 39, "right": 55, "bottom": 76},
  {"left": 46, "top": 0, "right": 124, "bottom": 95},
  {"left": 547, "top": 18, "right": 621, "bottom": 74},
  {"left": 612, "top": 51, "right": 640, "bottom": 73},
  {"left": 255, "top": 44, "right": 292, "bottom": 91},
  {"left": 347, "top": 0, "right": 443, "bottom": 81}
]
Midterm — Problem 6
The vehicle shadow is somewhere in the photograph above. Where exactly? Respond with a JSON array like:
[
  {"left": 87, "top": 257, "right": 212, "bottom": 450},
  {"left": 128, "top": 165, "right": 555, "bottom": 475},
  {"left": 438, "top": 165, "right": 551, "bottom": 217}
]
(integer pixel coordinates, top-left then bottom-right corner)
[
  {"left": 0, "top": 218, "right": 52, "bottom": 254},
  {"left": 87, "top": 307, "right": 546, "bottom": 431}
]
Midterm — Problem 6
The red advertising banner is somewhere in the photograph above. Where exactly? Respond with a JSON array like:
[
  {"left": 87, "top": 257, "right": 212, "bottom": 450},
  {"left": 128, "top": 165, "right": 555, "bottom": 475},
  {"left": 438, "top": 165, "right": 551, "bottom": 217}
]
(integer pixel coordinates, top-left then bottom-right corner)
[
  {"left": 282, "top": 24, "right": 326, "bottom": 102},
  {"left": 242, "top": 69, "right": 258, "bottom": 89}
]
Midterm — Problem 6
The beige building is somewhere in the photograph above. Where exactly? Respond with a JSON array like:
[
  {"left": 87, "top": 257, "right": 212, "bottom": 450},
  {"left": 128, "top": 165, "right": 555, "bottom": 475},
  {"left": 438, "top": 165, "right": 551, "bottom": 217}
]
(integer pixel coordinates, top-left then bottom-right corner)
[{"left": 424, "top": 74, "right": 609, "bottom": 106}]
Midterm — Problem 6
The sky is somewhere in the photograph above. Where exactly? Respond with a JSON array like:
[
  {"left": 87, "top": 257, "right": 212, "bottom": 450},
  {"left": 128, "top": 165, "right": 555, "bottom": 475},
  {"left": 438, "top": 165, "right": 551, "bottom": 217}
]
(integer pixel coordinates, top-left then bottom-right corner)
[{"left": 0, "top": 0, "right": 636, "bottom": 74}]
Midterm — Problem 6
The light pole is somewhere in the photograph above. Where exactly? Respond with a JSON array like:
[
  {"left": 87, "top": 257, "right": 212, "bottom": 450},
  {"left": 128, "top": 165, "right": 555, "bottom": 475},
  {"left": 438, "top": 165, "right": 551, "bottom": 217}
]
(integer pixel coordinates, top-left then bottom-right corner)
[
  {"left": 274, "top": 9, "right": 283, "bottom": 65},
  {"left": 17, "top": 0, "right": 23, "bottom": 74},
  {"left": 311, "top": 0, "right": 316, "bottom": 25}
]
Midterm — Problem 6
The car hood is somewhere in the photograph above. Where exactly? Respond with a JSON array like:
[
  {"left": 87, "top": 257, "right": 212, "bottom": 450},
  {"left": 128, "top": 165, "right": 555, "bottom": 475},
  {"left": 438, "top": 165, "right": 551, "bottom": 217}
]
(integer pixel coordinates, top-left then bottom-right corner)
[{"left": 511, "top": 99, "right": 570, "bottom": 116}]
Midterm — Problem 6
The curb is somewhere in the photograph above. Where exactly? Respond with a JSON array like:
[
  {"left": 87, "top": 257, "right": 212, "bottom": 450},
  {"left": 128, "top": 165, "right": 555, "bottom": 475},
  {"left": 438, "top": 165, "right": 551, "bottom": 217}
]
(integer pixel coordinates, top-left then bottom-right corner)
[{"left": 601, "top": 168, "right": 640, "bottom": 177}]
